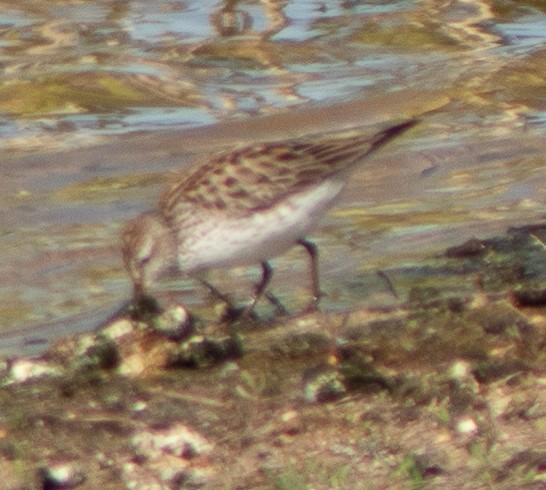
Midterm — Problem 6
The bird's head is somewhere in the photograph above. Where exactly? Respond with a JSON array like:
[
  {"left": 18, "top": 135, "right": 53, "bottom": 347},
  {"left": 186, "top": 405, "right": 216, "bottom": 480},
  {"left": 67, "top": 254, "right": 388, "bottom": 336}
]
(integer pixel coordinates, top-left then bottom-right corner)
[{"left": 121, "top": 211, "right": 177, "bottom": 298}]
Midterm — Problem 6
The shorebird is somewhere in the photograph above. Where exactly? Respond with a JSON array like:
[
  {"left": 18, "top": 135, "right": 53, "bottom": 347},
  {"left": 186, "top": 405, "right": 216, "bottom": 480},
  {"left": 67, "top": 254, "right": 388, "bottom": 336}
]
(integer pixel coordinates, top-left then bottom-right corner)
[{"left": 122, "top": 119, "right": 417, "bottom": 315}]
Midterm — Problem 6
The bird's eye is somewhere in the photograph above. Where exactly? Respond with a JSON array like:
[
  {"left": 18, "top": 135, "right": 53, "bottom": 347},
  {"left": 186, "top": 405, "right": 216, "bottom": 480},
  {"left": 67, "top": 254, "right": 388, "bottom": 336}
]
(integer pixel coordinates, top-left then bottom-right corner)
[
  {"left": 136, "top": 236, "right": 155, "bottom": 268},
  {"left": 138, "top": 254, "right": 151, "bottom": 267}
]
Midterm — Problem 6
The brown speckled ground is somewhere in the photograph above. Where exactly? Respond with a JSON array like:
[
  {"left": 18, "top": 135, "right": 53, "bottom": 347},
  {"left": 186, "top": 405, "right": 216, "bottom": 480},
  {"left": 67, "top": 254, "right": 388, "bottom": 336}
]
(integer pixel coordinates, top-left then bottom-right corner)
[{"left": 2, "top": 225, "right": 546, "bottom": 489}]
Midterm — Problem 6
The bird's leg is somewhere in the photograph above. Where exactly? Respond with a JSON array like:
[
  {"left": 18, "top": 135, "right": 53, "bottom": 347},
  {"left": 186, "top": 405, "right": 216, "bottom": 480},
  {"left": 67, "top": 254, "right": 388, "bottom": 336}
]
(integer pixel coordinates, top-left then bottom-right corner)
[
  {"left": 200, "top": 278, "right": 233, "bottom": 305},
  {"left": 297, "top": 238, "right": 324, "bottom": 310},
  {"left": 201, "top": 265, "right": 284, "bottom": 321},
  {"left": 265, "top": 291, "right": 288, "bottom": 316},
  {"left": 130, "top": 293, "right": 163, "bottom": 322},
  {"left": 248, "top": 262, "right": 287, "bottom": 317},
  {"left": 243, "top": 261, "right": 274, "bottom": 316},
  {"left": 200, "top": 278, "right": 249, "bottom": 321},
  {"left": 251, "top": 263, "right": 287, "bottom": 316}
]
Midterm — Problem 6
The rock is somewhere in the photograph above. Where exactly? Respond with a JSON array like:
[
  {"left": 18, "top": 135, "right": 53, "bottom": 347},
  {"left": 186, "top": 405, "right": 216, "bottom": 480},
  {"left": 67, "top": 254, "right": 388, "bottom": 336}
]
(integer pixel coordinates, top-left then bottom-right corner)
[
  {"left": 302, "top": 365, "right": 346, "bottom": 403},
  {"left": 128, "top": 423, "right": 213, "bottom": 489},
  {"left": 4, "top": 358, "right": 62, "bottom": 385},
  {"left": 277, "top": 410, "right": 304, "bottom": 436},
  {"left": 455, "top": 416, "right": 478, "bottom": 435},
  {"left": 169, "top": 334, "right": 243, "bottom": 368},
  {"left": 38, "top": 461, "right": 86, "bottom": 489},
  {"left": 131, "top": 423, "right": 213, "bottom": 461},
  {"left": 150, "top": 304, "right": 194, "bottom": 341},
  {"left": 100, "top": 318, "right": 136, "bottom": 341}
]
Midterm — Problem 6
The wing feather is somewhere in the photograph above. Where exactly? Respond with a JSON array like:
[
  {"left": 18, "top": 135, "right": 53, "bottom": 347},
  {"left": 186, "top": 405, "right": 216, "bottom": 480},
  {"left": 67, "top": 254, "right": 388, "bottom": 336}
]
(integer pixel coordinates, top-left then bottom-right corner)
[{"left": 159, "top": 119, "right": 417, "bottom": 215}]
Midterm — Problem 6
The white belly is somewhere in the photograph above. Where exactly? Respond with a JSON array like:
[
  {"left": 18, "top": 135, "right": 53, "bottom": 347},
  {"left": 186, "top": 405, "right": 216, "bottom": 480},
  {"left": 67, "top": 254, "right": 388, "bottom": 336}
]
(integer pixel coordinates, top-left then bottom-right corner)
[{"left": 177, "top": 176, "right": 346, "bottom": 273}]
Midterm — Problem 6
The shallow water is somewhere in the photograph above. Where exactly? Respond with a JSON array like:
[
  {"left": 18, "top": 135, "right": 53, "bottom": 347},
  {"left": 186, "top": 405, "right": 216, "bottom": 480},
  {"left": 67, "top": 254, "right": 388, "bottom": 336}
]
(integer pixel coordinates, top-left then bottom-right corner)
[{"left": 0, "top": 0, "right": 545, "bottom": 354}]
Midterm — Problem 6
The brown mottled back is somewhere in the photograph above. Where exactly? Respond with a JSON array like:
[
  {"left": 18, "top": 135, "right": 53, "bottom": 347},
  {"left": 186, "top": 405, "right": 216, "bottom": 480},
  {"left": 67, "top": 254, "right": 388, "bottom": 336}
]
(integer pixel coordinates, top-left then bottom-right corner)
[{"left": 159, "top": 119, "right": 417, "bottom": 215}]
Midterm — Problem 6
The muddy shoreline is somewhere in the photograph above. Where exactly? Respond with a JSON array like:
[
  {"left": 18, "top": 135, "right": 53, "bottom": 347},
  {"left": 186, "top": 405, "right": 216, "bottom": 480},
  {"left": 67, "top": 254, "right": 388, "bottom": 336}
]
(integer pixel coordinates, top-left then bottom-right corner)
[{"left": 1, "top": 225, "right": 546, "bottom": 489}]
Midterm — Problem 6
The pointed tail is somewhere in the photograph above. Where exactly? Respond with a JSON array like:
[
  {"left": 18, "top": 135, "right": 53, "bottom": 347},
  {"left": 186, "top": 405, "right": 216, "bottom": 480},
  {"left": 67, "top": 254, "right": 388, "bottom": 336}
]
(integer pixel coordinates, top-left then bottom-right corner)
[{"left": 364, "top": 118, "right": 419, "bottom": 157}]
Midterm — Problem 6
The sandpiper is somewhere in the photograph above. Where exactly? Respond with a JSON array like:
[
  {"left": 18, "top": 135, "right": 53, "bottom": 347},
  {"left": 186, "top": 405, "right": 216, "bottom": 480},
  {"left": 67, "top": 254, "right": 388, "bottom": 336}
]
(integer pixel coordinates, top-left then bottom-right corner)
[{"left": 122, "top": 119, "right": 417, "bottom": 315}]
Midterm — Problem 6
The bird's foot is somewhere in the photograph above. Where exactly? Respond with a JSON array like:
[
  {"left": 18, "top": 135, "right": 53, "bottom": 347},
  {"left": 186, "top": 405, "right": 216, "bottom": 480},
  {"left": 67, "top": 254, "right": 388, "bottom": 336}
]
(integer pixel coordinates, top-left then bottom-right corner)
[
  {"left": 130, "top": 293, "right": 163, "bottom": 321},
  {"left": 201, "top": 279, "right": 233, "bottom": 305},
  {"left": 265, "top": 291, "right": 288, "bottom": 317},
  {"left": 219, "top": 303, "right": 259, "bottom": 323},
  {"left": 303, "top": 290, "right": 325, "bottom": 313}
]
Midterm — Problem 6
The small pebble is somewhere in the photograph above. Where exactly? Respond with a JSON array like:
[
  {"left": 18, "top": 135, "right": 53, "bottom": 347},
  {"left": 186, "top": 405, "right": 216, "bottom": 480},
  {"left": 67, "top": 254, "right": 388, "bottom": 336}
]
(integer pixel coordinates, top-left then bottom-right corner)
[
  {"left": 38, "top": 462, "right": 85, "bottom": 489},
  {"left": 100, "top": 318, "right": 135, "bottom": 340},
  {"left": 131, "top": 423, "right": 213, "bottom": 461},
  {"left": 152, "top": 304, "right": 193, "bottom": 340},
  {"left": 302, "top": 366, "right": 346, "bottom": 403},
  {"left": 278, "top": 410, "right": 304, "bottom": 435},
  {"left": 6, "top": 358, "right": 61, "bottom": 385},
  {"left": 456, "top": 416, "right": 478, "bottom": 435},
  {"left": 170, "top": 334, "right": 243, "bottom": 368}
]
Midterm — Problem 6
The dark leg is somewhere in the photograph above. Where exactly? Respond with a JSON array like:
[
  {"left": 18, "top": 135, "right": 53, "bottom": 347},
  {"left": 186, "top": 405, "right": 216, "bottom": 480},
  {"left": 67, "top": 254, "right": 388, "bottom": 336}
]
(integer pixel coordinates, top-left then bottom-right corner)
[
  {"left": 376, "top": 270, "right": 399, "bottom": 299},
  {"left": 297, "top": 238, "right": 323, "bottom": 309},
  {"left": 129, "top": 293, "right": 162, "bottom": 322},
  {"left": 201, "top": 266, "right": 285, "bottom": 320},
  {"left": 244, "top": 261, "right": 274, "bottom": 315},
  {"left": 200, "top": 278, "right": 247, "bottom": 321},
  {"left": 200, "top": 278, "right": 233, "bottom": 305},
  {"left": 265, "top": 291, "right": 288, "bottom": 316}
]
